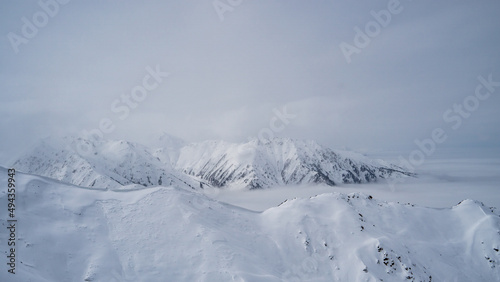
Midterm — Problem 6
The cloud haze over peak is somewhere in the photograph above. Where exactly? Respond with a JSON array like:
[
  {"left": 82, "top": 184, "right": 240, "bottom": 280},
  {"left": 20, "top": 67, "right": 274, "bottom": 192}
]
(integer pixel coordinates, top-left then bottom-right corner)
[{"left": 1, "top": 0, "right": 499, "bottom": 165}]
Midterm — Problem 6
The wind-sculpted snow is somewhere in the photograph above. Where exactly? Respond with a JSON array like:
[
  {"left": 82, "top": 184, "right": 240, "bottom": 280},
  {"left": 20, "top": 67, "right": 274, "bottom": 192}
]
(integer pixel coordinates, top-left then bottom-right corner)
[
  {"left": 14, "top": 136, "right": 412, "bottom": 190},
  {"left": 1, "top": 168, "right": 499, "bottom": 281}
]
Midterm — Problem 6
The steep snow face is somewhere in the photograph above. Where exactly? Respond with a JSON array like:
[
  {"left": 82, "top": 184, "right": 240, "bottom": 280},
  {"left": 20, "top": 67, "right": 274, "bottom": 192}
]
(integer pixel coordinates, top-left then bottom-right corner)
[
  {"left": 12, "top": 136, "right": 412, "bottom": 190},
  {"left": 176, "top": 138, "right": 413, "bottom": 189},
  {"left": 13, "top": 137, "right": 198, "bottom": 190},
  {"left": 2, "top": 168, "right": 499, "bottom": 282}
]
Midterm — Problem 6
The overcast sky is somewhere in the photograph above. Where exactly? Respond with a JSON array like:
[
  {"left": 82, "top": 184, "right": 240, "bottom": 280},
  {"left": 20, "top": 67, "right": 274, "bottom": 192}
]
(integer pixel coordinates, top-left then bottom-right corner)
[{"left": 1, "top": 0, "right": 499, "bottom": 165}]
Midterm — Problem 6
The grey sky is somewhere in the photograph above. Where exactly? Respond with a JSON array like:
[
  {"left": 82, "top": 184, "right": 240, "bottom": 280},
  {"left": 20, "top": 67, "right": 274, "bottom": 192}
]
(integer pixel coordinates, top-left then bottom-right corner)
[{"left": 1, "top": 0, "right": 499, "bottom": 165}]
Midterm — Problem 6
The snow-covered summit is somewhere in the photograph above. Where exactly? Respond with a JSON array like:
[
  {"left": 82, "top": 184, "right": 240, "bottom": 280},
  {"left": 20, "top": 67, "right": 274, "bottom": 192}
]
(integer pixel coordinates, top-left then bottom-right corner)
[
  {"left": 176, "top": 137, "right": 413, "bottom": 189},
  {"left": 13, "top": 136, "right": 413, "bottom": 190},
  {"left": 13, "top": 136, "right": 199, "bottom": 190},
  {"left": 151, "top": 132, "right": 188, "bottom": 166}
]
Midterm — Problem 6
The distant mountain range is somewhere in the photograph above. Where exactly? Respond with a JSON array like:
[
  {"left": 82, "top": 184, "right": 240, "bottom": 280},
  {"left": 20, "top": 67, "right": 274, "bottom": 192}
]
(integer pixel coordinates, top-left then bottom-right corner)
[{"left": 13, "top": 135, "right": 414, "bottom": 190}]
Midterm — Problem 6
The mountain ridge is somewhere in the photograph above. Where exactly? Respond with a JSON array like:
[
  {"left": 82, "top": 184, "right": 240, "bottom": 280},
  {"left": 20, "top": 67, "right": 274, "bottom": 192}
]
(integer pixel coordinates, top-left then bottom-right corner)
[
  {"left": 13, "top": 136, "right": 200, "bottom": 190},
  {"left": 13, "top": 135, "right": 414, "bottom": 190},
  {"left": 176, "top": 137, "right": 413, "bottom": 189},
  {"left": 1, "top": 167, "right": 498, "bottom": 281}
]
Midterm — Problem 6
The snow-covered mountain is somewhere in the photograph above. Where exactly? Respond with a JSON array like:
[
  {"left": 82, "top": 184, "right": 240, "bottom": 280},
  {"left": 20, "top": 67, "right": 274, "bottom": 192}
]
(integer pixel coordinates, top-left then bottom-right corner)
[
  {"left": 1, "top": 167, "right": 498, "bottom": 281},
  {"left": 13, "top": 137, "right": 199, "bottom": 190},
  {"left": 13, "top": 136, "right": 413, "bottom": 190},
  {"left": 176, "top": 138, "right": 413, "bottom": 189},
  {"left": 151, "top": 132, "right": 188, "bottom": 167}
]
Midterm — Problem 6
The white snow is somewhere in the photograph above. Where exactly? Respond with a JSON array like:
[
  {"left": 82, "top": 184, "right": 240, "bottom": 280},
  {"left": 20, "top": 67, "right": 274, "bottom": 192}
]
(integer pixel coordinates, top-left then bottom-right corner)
[
  {"left": 175, "top": 138, "right": 412, "bottom": 189},
  {"left": 5, "top": 136, "right": 500, "bottom": 281},
  {"left": 12, "top": 137, "right": 200, "bottom": 190},
  {"left": 213, "top": 158, "right": 500, "bottom": 211},
  {"left": 1, "top": 166, "right": 500, "bottom": 281},
  {"left": 13, "top": 136, "right": 413, "bottom": 192}
]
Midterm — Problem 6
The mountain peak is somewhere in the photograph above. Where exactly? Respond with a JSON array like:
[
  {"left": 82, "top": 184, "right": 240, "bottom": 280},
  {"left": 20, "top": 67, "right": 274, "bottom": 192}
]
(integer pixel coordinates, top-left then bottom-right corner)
[
  {"left": 14, "top": 135, "right": 413, "bottom": 190},
  {"left": 14, "top": 136, "right": 200, "bottom": 190},
  {"left": 176, "top": 137, "right": 413, "bottom": 189}
]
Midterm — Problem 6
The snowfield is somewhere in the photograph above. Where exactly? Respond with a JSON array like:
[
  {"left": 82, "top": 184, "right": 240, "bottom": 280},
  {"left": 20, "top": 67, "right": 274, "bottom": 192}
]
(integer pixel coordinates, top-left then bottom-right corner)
[{"left": 2, "top": 167, "right": 500, "bottom": 281}]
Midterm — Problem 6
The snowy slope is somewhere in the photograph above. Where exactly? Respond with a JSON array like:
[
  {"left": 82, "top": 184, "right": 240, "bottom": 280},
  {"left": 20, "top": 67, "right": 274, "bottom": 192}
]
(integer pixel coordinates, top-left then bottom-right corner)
[
  {"left": 176, "top": 138, "right": 413, "bottom": 189},
  {"left": 13, "top": 136, "right": 411, "bottom": 190},
  {"left": 1, "top": 167, "right": 499, "bottom": 281},
  {"left": 13, "top": 137, "right": 199, "bottom": 190}
]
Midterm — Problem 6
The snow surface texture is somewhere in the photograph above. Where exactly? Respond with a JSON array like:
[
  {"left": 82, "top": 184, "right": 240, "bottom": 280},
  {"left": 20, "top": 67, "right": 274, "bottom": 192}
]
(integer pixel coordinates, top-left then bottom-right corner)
[
  {"left": 176, "top": 138, "right": 412, "bottom": 189},
  {"left": 12, "top": 137, "right": 200, "bottom": 191},
  {"left": 1, "top": 167, "right": 499, "bottom": 281},
  {"left": 13, "top": 136, "right": 412, "bottom": 190}
]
